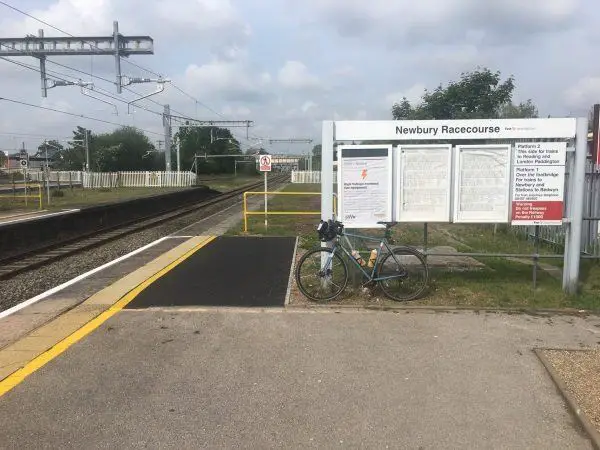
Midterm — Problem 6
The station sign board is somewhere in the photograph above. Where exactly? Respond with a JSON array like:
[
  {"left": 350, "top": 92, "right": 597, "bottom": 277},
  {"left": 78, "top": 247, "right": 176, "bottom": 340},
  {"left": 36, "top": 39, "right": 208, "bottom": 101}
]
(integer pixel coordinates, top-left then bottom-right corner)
[
  {"left": 337, "top": 145, "right": 393, "bottom": 228},
  {"left": 335, "top": 118, "right": 577, "bottom": 141},
  {"left": 511, "top": 142, "right": 566, "bottom": 226},
  {"left": 395, "top": 145, "right": 452, "bottom": 222}
]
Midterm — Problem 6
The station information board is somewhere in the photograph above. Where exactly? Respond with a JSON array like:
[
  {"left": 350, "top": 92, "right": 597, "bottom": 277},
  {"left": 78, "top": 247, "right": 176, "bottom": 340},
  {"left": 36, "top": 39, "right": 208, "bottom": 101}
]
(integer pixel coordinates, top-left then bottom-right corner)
[
  {"left": 511, "top": 142, "right": 566, "bottom": 226},
  {"left": 338, "top": 145, "right": 393, "bottom": 228},
  {"left": 396, "top": 145, "right": 452, "bottom": 222},
  {"left": 453, "top": 145, "right": 511, "bottom": 223}
]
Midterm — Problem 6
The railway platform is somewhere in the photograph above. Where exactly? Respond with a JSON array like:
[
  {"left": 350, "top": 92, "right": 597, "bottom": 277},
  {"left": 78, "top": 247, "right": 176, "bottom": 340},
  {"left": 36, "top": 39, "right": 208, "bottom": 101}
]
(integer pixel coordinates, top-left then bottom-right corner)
[
  {"left": 0, "top": 219, "right": 599, "bottom": 448},
  {"left": 0, "top": 208, "right": 80, "bottom": 227}
]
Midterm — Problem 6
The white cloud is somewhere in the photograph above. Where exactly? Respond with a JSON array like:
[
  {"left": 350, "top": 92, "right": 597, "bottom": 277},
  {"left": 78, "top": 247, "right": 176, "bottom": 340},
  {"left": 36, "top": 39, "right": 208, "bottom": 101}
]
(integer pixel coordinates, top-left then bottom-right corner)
[
  {"left": 277, "top": 61, "right": 321, "bottom": 90},
  {"left": 221, "top": 105, "right": 252, "bottom": 116},
  {"left": 564, "top": 77, "right": 600, "bottom": 111},
  {"left": 384, "top": 83, "right": 427, "bottom": 106},
  {"left": 301, "top": 101, "right": 317, "bottom": 113},
  {"left": 0, "top": 0, "right": 598, "bottom": 154},
  {"left": 292, "top": 0, "right": 580, "bottom": 45},
  {"left": 181, "top": 60, "right": 272, "bottom": 102}
]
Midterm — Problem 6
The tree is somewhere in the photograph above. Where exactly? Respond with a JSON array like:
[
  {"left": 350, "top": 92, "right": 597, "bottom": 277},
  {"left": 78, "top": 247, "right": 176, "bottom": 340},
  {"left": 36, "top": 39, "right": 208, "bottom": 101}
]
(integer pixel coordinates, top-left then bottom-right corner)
[
  {"left": 93, "top": 126, "right": 158, "bottom": 171},
  {"left": 56, "top": 126, "right": 160, "bottom": 171},
  {"left": 57, "top": 126, "right": 90, "bottom": 170},
  {"left": 36, "top": 140, "right": 64, "bottom": 162},
  {"left": 174, "top": 126, "right": 241, "bottom": 174},
  {"left": 0, "top": 150, "right": 6, "bottom": 169},
  {"left": 498, "top": 100, "right": 538, "bottom": 118},
  {"left": 391, "top": 68, "right": 537, "bottom": 120}
]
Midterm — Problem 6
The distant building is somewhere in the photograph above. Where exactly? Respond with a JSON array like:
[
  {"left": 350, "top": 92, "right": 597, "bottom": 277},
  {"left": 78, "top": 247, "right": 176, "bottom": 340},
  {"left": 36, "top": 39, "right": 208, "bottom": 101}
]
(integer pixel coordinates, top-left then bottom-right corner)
[{"left": 2, "top": 155, "right": 55, "bottom": 171}]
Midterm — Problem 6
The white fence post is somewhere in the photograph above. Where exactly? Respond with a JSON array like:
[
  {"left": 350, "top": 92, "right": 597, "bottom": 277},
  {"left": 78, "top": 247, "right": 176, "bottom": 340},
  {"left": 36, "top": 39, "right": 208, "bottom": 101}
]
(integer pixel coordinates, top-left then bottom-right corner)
[{"left": 291, "top": 170, "right": 321, "bottom": 184}]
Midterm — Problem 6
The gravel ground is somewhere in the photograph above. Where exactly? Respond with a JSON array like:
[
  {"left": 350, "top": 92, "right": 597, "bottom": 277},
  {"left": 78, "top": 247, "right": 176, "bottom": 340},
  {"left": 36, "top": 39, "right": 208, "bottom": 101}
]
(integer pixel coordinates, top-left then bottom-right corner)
[
  {"left": 0, "top": 195, "right": 245, "bottom": 311},
  {"left": 543, "top": 349, "right": 600, "bottom": 434}
]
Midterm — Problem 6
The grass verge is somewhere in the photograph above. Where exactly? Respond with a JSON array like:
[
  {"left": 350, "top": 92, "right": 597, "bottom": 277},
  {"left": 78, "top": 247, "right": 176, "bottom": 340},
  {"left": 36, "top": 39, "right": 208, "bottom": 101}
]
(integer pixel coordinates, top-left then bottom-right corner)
[
  {"left": 0, "top": 186, "right": 192, "bottom": 212},
  {"left": 226, "top": 184, "right": 600, "bottom": 310}
]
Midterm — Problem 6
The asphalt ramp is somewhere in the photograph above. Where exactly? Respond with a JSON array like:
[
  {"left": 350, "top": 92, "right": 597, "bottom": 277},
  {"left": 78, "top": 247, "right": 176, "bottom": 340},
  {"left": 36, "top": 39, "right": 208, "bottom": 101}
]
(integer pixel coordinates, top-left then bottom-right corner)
[{"left": 126, "top": 236, "right": 296, "bottom": 308}]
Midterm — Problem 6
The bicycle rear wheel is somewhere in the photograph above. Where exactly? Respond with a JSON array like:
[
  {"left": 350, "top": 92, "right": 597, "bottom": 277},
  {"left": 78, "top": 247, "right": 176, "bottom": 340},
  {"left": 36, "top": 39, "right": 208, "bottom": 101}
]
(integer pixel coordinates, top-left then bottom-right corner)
[
  {"left": 295, "top": 247, "right": 348, "bottom": 302},
  {"left": 378, "top": 246, "right": 429, "bottom": 301}
]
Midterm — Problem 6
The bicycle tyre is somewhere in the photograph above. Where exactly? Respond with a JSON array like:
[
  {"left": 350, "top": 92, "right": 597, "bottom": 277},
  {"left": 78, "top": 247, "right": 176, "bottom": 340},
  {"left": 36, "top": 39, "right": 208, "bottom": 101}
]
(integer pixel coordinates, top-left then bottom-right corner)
[
  {"left": 378, "top": 246, "right": 429, "bottom": 301},
  {"left": 295, "top": 247, "right": 348, "bottom": 302}
]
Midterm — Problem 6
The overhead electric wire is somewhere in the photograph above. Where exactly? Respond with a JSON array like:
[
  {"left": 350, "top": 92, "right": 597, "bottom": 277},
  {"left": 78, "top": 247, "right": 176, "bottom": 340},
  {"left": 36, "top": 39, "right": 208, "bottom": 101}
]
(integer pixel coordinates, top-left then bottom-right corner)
[
  {"left": 0, "top": 1, "right": 270, "bottom": 150},
  {"left": 0, "top": 47, "right": 168, "bottom": 119},
  {"left": 0, "top": 96, "right": 163, "bottom": 136}
]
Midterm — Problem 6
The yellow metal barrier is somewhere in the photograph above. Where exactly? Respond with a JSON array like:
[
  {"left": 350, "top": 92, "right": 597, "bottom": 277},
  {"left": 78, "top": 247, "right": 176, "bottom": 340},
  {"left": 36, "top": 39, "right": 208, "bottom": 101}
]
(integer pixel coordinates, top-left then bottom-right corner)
[
  {"left": 243, "top": 191, "right": 337, "bottom": 232},
  {"left": 0, "top": 184, "right": 43, "bottom": 210}
]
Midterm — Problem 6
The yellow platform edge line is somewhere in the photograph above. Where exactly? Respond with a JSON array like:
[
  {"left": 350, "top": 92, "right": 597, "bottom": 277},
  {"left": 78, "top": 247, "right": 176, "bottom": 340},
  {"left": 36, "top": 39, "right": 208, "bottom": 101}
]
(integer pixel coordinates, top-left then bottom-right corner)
[{"left": 0, "top": 235, "right": 216, "bottom": 397}]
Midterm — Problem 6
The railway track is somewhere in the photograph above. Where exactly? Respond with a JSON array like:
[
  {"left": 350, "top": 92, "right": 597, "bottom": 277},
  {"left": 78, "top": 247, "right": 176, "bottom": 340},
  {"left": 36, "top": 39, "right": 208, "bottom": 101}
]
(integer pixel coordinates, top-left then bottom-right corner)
[{"left": 0, "top": 174, "right": 289, "bottom": 280}]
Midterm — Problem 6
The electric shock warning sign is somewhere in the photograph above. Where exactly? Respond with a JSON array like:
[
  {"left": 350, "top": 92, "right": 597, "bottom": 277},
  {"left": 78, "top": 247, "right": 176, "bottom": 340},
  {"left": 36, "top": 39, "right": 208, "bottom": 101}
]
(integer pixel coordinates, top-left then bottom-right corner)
[
  {"left": 338, "top": 147, "right": 392, "bottom": 228},
  {"left": 511, "top": 142, "right": 566, "bottom": 226}
]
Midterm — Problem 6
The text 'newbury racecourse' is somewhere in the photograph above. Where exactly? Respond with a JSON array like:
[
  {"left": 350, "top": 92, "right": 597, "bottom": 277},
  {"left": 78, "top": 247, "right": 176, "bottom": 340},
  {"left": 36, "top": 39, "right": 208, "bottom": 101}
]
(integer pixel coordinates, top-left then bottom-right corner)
[{"left": 395, "top": 125, "right": 502, "bottom": 137}]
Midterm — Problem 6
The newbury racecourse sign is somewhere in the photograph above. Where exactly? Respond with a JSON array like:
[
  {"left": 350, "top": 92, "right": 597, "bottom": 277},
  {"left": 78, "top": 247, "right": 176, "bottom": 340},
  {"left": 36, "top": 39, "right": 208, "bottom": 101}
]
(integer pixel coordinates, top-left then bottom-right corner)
[{"left": 335, "top": 118, "right": 577, "bottom": 141}]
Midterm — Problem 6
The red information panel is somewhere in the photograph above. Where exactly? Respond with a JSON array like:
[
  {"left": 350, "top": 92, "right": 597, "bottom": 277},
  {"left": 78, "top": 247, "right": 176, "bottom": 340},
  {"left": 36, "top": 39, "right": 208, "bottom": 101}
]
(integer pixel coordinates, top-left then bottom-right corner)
[
  {"left": 511, "top": 142, "right": 566, "bottom": 226},
  {"left": 511, "top": 201, "right": 563, "bottom": 225}
]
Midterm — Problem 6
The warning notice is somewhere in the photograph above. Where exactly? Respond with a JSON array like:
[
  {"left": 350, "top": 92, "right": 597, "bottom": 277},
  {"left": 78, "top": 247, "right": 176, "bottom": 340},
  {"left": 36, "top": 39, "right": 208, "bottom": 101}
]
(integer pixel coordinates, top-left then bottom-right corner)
[
  {"left": 511, "top": 142, "right": 566, "bottom": 226},
  {"left": 339, "top": 147, "right": 392, "bottom": 228}
]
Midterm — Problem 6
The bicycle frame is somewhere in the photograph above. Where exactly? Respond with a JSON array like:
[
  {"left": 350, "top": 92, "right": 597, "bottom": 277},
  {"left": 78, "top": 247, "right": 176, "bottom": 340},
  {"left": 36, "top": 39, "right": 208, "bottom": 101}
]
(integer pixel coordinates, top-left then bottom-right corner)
[{"left": 327, "top": 231, "right": 403, "bottom": 282}]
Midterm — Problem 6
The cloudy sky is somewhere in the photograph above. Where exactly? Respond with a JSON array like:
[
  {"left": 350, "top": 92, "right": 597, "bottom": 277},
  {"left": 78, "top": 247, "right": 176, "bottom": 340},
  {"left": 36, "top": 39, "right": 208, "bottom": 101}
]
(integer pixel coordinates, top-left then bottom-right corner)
[{"left": 0, "top": 0, "right": 598, "bottom": 155}]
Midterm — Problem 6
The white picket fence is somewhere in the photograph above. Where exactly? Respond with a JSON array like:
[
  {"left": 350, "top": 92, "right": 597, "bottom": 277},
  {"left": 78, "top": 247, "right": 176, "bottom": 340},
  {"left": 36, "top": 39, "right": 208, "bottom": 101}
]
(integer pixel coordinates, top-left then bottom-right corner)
[
  {"left": 81, "top": 171, "right": 198, "bottom": 188},
  {"left": 27, "top": 171, "right": 83, "bottom": 183},
  {"left": 291, "top": 170, "right": 321, "bottom": 184}
]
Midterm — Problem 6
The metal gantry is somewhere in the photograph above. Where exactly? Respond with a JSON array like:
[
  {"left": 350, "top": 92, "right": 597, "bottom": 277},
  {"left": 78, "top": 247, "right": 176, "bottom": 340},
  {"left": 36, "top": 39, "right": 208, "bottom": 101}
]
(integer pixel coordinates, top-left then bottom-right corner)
[
  {"left": 0, "top": 21, "right": 154, "bottom": 97},
  {"left": 267, "top": 138, "right": 314, "bottom": 171},
  {"left": 165, "top": 114, "right": 255, "bottom": 172}
]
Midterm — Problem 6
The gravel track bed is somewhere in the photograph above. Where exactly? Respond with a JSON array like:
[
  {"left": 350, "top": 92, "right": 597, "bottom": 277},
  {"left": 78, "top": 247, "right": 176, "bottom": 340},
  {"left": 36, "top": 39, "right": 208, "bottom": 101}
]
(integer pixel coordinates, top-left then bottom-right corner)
[{"left": 0, "top": 195, "right": 244, "bottom": 312}]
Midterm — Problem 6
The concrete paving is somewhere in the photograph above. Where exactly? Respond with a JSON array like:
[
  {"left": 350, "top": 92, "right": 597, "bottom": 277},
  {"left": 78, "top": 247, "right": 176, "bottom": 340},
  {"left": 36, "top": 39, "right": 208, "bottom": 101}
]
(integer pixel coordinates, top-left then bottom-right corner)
[{"left": 1, "top": 309, "right": 599, "bottom": 449}]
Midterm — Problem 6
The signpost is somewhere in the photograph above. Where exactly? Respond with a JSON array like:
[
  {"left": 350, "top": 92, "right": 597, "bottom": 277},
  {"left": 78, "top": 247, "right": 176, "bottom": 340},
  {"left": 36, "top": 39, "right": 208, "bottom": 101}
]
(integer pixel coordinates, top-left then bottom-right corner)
[{"left": 259, "top": 154, "right": 272, "bottom": 229}]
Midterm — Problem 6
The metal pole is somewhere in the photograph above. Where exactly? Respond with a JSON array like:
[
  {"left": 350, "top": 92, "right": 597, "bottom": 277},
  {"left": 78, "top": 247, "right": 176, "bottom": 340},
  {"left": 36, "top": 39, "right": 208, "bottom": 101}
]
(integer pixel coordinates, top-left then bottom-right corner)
[
  {"left": 113, "top": 21, "right": 122, "bottom": 93},
  {"left": 163, "top": 105, "right": 172, "bottom": 171},
  {"left": 44, "top": 140, "right": 50, "bottom": 205},
  {"left": 38, "top": 29, "right": 47, "bottom": 98},
  {"left": 321, "top": 121, "right": 334, "bottom": 223},
  {"left": 563, "top": 117, "right": 588, "bottom": 294},
  {"left": 84, "top": 129, "right": 90, "bottom": 172},
  {"left": 264, "top": 171, "right": 268, "bottom": 230},
  {"left": 533, "top": 225, "right": 540, "bottom": 289},
  {"left": 423, "top": 223, "right": 428, "bottom": 264},
  {"left": 321, "top": 121, "right": 335, "bottom": 269},
  {"left": 243, "top": 192, "right": 248, "bottom": 232}
]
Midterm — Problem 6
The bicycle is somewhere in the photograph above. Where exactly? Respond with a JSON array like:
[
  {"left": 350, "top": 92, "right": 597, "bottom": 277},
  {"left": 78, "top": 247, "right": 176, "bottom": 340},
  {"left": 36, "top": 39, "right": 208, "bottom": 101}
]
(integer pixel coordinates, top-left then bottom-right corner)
[{"left": 295, "top": 219, "right": 429, "bottom": 302}]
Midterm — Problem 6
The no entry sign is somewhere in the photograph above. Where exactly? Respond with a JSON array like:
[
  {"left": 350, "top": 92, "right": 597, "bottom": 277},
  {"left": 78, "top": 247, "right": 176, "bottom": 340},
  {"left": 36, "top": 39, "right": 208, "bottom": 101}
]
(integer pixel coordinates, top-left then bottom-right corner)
[
  {"left": 259, "top": 155, "right": 272, "bottom": 172},
  {"left": 511, "top": 142, "right": 566, "bottom": 226}
]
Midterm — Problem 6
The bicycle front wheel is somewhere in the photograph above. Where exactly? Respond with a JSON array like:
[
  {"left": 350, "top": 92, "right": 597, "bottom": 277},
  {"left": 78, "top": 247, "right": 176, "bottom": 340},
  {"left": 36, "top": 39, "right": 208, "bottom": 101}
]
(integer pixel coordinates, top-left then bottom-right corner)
[
  {"left": 378, "top": 246, "right": 429, "bottom": 301},
  {"left": 295, "top": 247, "right": 348, "bottom": 302}
]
